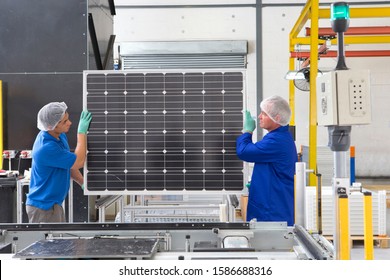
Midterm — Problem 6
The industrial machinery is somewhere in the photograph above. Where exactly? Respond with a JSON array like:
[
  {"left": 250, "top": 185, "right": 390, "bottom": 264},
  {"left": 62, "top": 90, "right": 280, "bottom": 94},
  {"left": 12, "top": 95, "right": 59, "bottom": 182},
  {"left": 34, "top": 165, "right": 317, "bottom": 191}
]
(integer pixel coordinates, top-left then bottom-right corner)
[{"left": 0, "top": 221, "right": 334, "bottom": 260}]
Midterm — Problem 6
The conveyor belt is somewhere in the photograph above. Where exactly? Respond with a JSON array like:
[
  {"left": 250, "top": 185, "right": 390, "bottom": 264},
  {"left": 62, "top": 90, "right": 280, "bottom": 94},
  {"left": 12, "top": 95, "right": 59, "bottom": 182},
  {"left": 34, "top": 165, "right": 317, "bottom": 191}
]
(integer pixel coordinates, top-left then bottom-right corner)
[{"left": 294, "top": 225, "right": 332, "bottom": 260}]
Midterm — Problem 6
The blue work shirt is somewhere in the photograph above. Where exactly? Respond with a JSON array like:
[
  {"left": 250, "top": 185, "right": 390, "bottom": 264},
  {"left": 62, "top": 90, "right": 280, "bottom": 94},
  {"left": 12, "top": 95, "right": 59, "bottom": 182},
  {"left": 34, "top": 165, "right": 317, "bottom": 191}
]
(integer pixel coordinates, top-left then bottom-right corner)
[
  {"left": 236, "top": 126, "right": 297, "bottom": 226},
  {"left": 26, "top": 131, "right": 76, "bottom": 210}
]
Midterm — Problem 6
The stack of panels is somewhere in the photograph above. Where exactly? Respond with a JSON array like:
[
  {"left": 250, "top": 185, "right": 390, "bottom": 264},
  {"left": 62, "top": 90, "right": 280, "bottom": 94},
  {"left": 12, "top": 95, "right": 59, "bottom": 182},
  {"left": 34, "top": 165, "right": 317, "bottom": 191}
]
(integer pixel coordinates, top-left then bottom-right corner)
[
  {"left": 301, "top": 146, "right": 350, "bottom": 186},
  {"left": 84, "top": 71, "right": 244, "bottom": 193},
  {"left": 305, "top": 186, "right": 387, "bottom": 235}
]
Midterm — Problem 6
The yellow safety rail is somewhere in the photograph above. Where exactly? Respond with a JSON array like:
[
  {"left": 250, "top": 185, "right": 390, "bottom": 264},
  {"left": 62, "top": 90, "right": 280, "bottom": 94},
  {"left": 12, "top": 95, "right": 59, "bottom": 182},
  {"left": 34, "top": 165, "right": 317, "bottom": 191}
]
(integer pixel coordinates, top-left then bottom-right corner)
[
  {"left": 363, "top": 192, "right": 374, "bottom": 260},
  {"left": 338, "top": 194, "right": 350, "bottom": 260}
]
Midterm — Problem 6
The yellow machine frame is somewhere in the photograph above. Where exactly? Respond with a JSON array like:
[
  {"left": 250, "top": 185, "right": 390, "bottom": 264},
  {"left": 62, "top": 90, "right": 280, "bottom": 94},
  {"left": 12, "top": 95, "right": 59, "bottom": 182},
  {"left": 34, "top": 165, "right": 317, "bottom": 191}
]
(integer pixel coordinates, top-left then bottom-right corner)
[{"left": 289, "top": 0, "right": 390, "bottom": 186}]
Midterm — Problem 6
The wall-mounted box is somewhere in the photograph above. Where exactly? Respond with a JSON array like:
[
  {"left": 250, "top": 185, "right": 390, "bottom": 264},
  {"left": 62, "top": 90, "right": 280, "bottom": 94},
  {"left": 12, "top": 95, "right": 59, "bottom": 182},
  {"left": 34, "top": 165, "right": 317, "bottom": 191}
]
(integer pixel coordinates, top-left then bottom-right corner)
[{"left": 317, "top": 70, "right": 371, "bottom": 126}]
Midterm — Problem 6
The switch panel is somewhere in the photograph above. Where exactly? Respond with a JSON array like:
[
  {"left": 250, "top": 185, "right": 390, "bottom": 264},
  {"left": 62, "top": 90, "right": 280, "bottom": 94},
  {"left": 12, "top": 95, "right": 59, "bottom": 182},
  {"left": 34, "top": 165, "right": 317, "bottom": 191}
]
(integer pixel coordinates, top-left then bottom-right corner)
[
  {"left": 317, "top": 69, "right": 371, "bottom": 126},
  {"left": 317, "top": 71, "right": 338, "bottom": 126}
]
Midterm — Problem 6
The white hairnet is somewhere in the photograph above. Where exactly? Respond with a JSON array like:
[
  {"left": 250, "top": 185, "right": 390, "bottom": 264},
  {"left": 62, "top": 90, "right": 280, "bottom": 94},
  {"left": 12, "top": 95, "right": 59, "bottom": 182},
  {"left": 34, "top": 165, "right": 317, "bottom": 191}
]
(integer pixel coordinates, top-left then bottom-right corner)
[
  {"left": 260, "top": 95, "right": 291, "bottom": 126},
  {"left": 37, "top": 102, "right": 68, "bottom": 131}
]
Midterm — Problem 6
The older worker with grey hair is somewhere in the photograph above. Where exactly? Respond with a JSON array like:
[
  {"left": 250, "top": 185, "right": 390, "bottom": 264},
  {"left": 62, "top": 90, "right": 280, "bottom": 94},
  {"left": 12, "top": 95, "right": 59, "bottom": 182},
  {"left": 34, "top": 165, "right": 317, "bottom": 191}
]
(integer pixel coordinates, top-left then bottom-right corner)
[
  {"left": 236, "top": 95, "right": 298, "bottom": 226},
  {"left": 26, "top": 102, "right": 92, "bottom": 223}
]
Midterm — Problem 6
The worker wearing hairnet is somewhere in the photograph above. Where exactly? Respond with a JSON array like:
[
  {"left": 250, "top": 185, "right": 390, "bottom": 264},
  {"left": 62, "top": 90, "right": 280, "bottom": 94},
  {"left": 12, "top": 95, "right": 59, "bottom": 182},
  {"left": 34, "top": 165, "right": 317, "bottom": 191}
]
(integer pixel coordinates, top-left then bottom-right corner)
[
  {"left": 236, "top": 95, "right": 297, "bottom": 226},
  {"left": 26, "top": 102, "right": 92, "bottom": 223}
]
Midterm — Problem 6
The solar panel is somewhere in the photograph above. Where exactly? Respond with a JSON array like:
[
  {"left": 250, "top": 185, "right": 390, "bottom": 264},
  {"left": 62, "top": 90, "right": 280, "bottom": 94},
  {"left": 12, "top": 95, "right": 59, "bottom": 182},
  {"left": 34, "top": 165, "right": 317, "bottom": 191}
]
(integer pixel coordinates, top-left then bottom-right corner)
[{"left": 83, "top": 70, "right": 244, "bottom": 194}]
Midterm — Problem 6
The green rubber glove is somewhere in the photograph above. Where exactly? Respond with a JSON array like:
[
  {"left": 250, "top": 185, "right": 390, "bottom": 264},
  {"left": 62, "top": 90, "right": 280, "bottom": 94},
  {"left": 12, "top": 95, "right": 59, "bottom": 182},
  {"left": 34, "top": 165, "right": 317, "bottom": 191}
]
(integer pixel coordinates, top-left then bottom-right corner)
[
  {"left": 244, "top": 110, "right": 256, "bottom": 133},
  {"left": 78, "top": 110, "right": 92, "bottom": 134}
]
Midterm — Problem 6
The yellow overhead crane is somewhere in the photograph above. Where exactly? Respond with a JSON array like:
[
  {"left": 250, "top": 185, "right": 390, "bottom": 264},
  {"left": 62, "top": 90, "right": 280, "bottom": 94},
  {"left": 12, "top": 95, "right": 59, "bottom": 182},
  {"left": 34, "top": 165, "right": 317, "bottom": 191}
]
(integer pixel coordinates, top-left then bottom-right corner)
[{"left": 288, "top": 0, "right": 390, "bottom": 186}]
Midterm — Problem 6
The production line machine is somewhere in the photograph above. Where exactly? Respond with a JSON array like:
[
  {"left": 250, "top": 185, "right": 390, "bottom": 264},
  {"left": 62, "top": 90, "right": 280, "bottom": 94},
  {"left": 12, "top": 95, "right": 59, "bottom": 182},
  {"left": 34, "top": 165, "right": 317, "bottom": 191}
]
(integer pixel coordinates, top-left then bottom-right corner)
[{"left": 0, "top": 221, "right": 333, "bottom": 260}]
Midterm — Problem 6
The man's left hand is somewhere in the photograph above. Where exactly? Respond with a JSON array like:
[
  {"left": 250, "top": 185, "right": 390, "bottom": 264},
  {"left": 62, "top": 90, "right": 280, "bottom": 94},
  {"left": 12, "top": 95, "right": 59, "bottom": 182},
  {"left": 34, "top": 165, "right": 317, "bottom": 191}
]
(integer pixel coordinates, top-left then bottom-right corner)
[{"left": 243, "top": 110, "right": 256, "bottom": 133}]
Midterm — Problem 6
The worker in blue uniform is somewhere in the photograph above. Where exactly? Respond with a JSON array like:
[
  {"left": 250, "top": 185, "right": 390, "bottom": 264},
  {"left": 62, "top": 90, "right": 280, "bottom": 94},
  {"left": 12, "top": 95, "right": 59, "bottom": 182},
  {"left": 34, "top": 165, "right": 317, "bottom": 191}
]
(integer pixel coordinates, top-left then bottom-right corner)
[
  {"left": 236, "top": 95, "right": 297, "bottom": 226},
  {"left": 26, "top": 102, "right": 92, "bottom": 223}
]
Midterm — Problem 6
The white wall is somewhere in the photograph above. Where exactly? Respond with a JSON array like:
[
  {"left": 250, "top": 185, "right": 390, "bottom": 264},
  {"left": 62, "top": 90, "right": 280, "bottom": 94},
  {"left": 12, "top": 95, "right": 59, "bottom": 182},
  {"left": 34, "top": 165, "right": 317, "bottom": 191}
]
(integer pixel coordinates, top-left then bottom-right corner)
[
  {"left": 113, "top": 0, "right": 390, "bottom": 177},
  {"left": 113, "top": 0, "right": 258, "bottom": 123}
]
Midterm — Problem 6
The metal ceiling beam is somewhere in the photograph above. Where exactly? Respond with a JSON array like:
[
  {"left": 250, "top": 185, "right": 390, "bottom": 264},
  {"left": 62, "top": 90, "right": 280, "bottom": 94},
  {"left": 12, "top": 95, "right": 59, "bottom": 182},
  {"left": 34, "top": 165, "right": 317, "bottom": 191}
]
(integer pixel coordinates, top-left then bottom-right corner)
[
  {"left": 291, "top": 50, "right": 390, "bottom": 59},
  {"left": 306, "top": 26, "right": 390, "bottom": 36}
]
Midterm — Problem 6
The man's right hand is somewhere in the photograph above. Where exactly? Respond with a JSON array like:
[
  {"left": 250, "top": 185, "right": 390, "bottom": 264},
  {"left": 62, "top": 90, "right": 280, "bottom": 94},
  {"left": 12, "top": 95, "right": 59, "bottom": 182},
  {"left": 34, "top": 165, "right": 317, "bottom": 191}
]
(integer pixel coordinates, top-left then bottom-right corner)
[
  {"left": 77, "top": 111, "right": 92, "bottom": 134},
  {"left": 244, "top": 110, "right": 256, "bottom": 133}
]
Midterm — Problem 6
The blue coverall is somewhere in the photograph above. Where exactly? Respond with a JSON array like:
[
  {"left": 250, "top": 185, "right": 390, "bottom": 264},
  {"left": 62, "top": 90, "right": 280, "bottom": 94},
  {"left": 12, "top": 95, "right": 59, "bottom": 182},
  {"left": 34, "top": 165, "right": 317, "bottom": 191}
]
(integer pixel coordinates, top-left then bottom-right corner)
[{"left": 236, "top": 126, "right": 297, "bottom": 226}]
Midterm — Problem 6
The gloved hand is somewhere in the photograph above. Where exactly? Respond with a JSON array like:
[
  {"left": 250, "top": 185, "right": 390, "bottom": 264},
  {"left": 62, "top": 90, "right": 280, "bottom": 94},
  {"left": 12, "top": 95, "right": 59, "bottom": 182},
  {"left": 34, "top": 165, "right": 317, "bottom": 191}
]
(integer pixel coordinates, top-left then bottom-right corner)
[
  {"left": 78, "top": 110, "right": 92, "bottom": 134},
  {"left": 243, "top": 110, "right": 256, "bottom": 133}
]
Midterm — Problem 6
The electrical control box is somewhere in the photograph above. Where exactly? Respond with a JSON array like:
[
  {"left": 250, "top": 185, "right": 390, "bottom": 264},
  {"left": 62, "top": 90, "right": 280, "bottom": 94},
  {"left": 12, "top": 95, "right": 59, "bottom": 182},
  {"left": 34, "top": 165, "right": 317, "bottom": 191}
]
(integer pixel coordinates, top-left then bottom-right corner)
[{"left": 316, "top": 69, "right": 371, "bottom": 126}]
